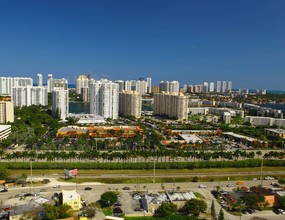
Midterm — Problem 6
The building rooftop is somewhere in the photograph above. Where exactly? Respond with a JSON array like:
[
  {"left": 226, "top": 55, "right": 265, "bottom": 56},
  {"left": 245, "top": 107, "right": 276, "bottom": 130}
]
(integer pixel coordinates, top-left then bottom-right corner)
[
  {"left": 62, "top": 190, "right": 81, "bottom": 202},
  {"left": 265, "top": 128, "right": 285, "bottom": 134}
]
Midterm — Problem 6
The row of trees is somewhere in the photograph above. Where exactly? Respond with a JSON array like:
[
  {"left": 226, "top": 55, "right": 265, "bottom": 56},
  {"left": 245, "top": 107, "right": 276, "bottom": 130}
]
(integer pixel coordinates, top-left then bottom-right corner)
[{"left": 1, "top": 149, "right": 284, "bottom": 163}]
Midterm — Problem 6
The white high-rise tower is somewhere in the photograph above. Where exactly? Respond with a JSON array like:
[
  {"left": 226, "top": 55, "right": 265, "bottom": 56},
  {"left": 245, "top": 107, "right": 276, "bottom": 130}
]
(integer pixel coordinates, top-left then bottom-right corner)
[{"left": 90, "top": 79, "right": 119, "bottom": 119}]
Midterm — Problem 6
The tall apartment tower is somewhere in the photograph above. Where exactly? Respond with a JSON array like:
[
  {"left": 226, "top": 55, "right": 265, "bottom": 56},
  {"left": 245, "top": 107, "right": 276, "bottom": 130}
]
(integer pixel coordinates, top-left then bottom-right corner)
[
  {"left": 222, "top": 81, "right": 227, "bottom": 93},
  {"left": 160, "top": 81, "right": 180, "bottom": 93},
  {"left": 12, "top": 86, "right": 48, "bottom": 107},
  {"left": 47, "top": 74, "right": 53, "bottom": 93},
  {"left": 203, "top": 82, "right": 209, "bottom": 93},
  {"left": 227, "top": 81, "right": 232, "bottom": 93},
  {"left": 153, "top": 92, "right": 188, "bottom": 120},
  {"left": 216, "top": 81, "right": 221, "bottom": 93},
  {"left": 115, "top": 80, "right": 125, "bottom": 92},
  {"left": 124, "top": 81, "right": 132, "bottom": 91},
  {"left": 90, "top": 79, "right": 119, "bottom": 119},
  {"left": 119, "top": 90, "right": 142, "bottom": 118},
  {"left": 0, "top": 101, "right": 14, "bottom": 123},
  {"left": 146, "top": 77, "right": 152, "bottom": 93},
  {"left": 76, "top": 75, "right": 89, "bottom": 94},
  {"left": 52, "top": 88, "right": 69, "bottom": 120},
  {"left": 0, "top": 77, "right": 33, "bottom": 95},
  {"left": 52, "top": 78, "right": 68, "bottom": 90},
  {"left": 37, "top": 74, "right": 43, "bottom": 86},
  {"left": 209, "top": 82, "right": 215, "bottom": 92}
]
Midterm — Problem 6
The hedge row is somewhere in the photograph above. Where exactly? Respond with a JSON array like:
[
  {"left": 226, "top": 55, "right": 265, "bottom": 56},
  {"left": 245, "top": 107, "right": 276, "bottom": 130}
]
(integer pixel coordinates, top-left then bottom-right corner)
[{"left": 1, "top": 159, "right": 285, "bottom": 170}]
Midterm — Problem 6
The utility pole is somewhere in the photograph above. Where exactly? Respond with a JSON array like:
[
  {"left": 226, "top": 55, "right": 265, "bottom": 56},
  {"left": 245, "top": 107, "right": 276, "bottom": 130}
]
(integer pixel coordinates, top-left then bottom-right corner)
[{"left": 153, "top": 158, "right": 156, "bottom": 183}]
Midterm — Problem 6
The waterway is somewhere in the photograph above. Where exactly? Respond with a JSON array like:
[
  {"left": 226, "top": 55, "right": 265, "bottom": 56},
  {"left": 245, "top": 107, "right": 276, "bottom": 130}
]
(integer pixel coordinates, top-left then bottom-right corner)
[{"left": 69, "top": 102, "right": 153, "bottom": 114}]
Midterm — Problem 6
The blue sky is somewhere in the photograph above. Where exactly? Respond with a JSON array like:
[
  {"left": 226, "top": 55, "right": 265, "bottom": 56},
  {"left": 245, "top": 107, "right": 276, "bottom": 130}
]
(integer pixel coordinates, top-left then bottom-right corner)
[{"left": 0, "top": 0, "right": 285, "bottom": 90}]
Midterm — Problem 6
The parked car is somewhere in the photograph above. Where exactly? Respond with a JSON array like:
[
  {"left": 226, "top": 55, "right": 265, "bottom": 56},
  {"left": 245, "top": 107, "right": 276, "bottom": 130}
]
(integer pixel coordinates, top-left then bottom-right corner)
[
  {"left": 0, "top": 189, "right": 8, "bottom": 193},
  {"left": 122, "top": 186, "right": 130, "bottom": 190},
  {"left": 199, "top": 184, "right": 207, "bottom": 188},
  {"left": 53, "top": 185, "right": 61, "bottom": 188},
  {"left": 265, "top": 176, "right": 275, "bottom": 180},
  {"left": 226, "top": 184, "right": 234, "bottom": 187},
  {"left": 277, "top": 209, "right": 285, "bottom": 215},
  {"left": 84, "top": 187, "right": 92, "bottom": 190}
]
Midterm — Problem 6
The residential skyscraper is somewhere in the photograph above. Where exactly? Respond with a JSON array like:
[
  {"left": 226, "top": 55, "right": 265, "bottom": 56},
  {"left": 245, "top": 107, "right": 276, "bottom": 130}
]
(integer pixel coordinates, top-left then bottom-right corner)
[
  {"left": 0, "top": 101, "right": 14, "bottom": 123},
  {"left": 0, "top": 77, "right": 33, "bottom": 95},
  {"left": 160, "top": 81, "right": 180, "bottom": 93},
  {"left": 216, "top": 81, "right": 221, "bottom": 93},
  {"left": 222, "top": 81, "right": 227, "bottom": 93},
  {"left": 90, "top": 79, "right": 119, "bottom": 119},
  {"left": 47, "top": 74, "right": 53, "bottom": 93},
  {"left": 52, "top": 78, "right": 68, "bottom": 90},
  {"left": 115, "top": 80, "right": 125, "bottom": 92},
  {"left": 119, "top": 90, "right": 142, "bottom": 118},
  {"left": 76, "top": 75, "right": 89, "bottom": 94},
  {"left": 203, "top": 82, "right": 209, "bottom": 93},
  {"left": 227, "top": 81, "right": 232, "bottom": 93},
  {"left": 52, "top": 88, "right": 69, "bottom": 120},
  {"left": 153, "top": 92, "right": 188, "bottom": 120},
  {"left": 12, "top": 86, "right": 48, "bottom": 107},
  {"left": 146, "top": 77, "right": 152, "bottom": 93},
  {"left": 37, "top": 74, "right": 43, "bottom": 86},
  {"left": 209, "top": 82, "right": 215, "bottom": 92}
]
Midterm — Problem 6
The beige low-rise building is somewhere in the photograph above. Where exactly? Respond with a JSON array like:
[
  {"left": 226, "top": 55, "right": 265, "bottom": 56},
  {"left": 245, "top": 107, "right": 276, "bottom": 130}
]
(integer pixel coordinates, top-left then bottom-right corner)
[{"left": 0, "top": 101, "right": 14, "bottom": 123}]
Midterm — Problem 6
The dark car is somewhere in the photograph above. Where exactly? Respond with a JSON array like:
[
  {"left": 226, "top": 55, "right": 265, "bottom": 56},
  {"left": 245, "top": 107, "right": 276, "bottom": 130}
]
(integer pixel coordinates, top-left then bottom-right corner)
[
  {"left": 84, "top": 187, "right": 92, "bottom": 190},
  {"left": 113, "top": 207, "right": 123, "bottom": 214},
  {"left": 0, "top": 189, "right": 8, "bottom": 193},
  {"left": 247, "top": 209, "right": 254, "bottom": 214},
  {"left": 122, "top": 186, "right": 130, "bottom": 190}
]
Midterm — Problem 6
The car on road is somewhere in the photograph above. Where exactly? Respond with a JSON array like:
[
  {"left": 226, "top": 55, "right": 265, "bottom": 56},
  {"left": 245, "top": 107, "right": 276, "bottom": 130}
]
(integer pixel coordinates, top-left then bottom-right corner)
[
  {"left": 277, "top": 209, "right": 285, "bottom": 215},
  {"left": 265, "top": 176, "right": 275, "bottom": 180},
  {"left": 122, "top": 186, "right": 130, "bottom": 190},
  {"left": 0, "top": 189, "right": 8, "bottom": 193},
  {"left": 226, "top": 184, "right": 234, "bottom": 187},
  {"left": 84, "top": 187, "right": 92, "bottom": 190},
  {"left": 199, "top": 184, "right": 207, "bottom": 188},
  {"left": 53, "top": 185, "right": 61, "bottom": 188}
]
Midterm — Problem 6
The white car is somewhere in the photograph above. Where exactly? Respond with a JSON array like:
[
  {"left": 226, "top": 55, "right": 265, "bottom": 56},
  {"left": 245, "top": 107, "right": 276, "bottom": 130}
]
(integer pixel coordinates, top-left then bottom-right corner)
[
  {"left": 199, "top": 184, "right": 207, "bottom": 188},
  {"left": 277, "top": 209, "right": 285, "bottom": 215},
  {"left": 53, "top": 185, "right": 61, "bottom": 188},
  {"left": 265, "top": 176, "right": 275, "bottom": 180}
]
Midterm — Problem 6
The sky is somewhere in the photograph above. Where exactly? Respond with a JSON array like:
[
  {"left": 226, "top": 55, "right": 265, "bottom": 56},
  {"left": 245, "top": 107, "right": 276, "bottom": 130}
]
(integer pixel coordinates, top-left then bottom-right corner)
[{"left": 0, "top": 0, "right": 285, "bottom": 90}]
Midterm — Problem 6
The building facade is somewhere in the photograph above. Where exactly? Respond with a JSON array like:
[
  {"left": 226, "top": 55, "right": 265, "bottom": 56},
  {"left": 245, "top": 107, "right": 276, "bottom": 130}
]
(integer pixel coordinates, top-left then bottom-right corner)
[
  {"left": 52, "top": 88, "right": 69, "bottom": 120},
  {"left": 119, "top": 90, "right": 142, "bottom": 118},
  {"left": 76, "top": 75, "right": 89, "bottom": 94},
  {"left": 90, "top": 79, "right": 119, "bottom": 119},
  {"left": 0, "top": 101, "right": 14, "bottom": 123},
  {"left": 12, "top": 86, "right": 48, "bottom": 107},
  {"left": 0, "top": 77, "right": 33, "bottom": 95},
  {"left": 0, "top": 125, "right": 11, "bottom": 140},
  {"left": 153, "top": 92, "right": 188, "bottom": 120}
]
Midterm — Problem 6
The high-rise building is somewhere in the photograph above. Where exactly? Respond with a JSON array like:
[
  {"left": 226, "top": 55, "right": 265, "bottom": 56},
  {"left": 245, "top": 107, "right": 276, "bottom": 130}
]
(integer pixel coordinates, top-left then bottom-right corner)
[
  {"left": 12, "top": 86, "right": 48, "bottom": 107},
  {"left": 203, "top": 82, "right": 209, "bottom": 93},
  {"left": 47, "top": 74, "right": 53, "bottom": 93},
  {"left": 146, "top": 77, "right": 152, "bottom": 93},
  {"left": 119, "top": 90, "right": 142, "bottom": 118},
  {"left": 81, "top": 87, "right": 89, "bottom": 102},
  {"left": 52, "top": 78, "right": 68, "bottom": 90},
  {"left": 153, "top": 92, "right": 188, "bottom": 120},
  {"left": 124, "top": 81, "right": 132, "bottom": 91},
  {"left": 37, "top": 74, "right": 43, "bottom": 86},
  {"left": 160, "top": 81, "right": 179, "bottom": 93},
  {"left": 216, "top": 81, "right": 221, "bottom": 93},
  {"left": 222, "top": 81, "right": 227, "bottom": 93},
  {"left": 76, "top": 75, "right": 89, "bottom": 94},
  {"left": 209, "top": 82, "right": 215, "bottom": 92},
  {"left": 0, "top": 101, "right": 14, "bottom": 123},
  {"left": 0, "top": 77, "right": 33, "bottom": 95},
  {"left": 52, "top": 88, "right": 69, "bottom": 120},
  {"left": 115, "top": 80, "right": 125, "bottom": 92},
  {"left": 90, "top": 79, "right": 119, "bottom": 119},
  {"left": 152, "top": 86, "right": 160, "bottom": 93},
  {"left": 227, "top": 81, "right": 232, "bottom": 93}
]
